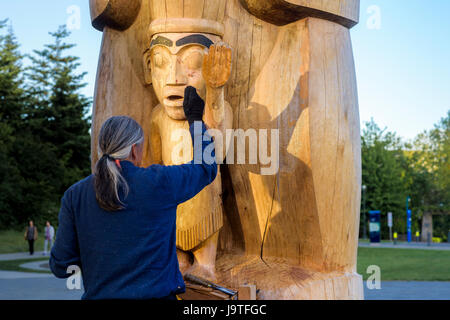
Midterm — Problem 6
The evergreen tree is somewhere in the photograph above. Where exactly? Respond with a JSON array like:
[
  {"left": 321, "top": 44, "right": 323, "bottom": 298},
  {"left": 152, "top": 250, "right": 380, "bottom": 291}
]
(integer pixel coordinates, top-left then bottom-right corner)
[
  {"left": 0, "top": 24, "right": 91, "bottom": 230},
  {"left": 27, "top": 26, "right": 91, "bottom": 197},
  {"left": 0, "top": 20, "right": 26, "bottom": 228}
]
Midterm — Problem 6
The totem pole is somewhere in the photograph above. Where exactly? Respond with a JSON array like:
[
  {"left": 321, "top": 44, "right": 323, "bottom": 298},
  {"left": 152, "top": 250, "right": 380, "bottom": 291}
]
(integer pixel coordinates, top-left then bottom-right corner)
[{"left": 89, "top": 0, "right": 363, "bottom": 299}]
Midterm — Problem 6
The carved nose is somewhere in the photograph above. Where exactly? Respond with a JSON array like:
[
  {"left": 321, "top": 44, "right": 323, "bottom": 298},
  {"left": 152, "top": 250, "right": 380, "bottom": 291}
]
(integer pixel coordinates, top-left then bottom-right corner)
[{"left": 167, "top": 57, "right": 187, "bottom": 86}]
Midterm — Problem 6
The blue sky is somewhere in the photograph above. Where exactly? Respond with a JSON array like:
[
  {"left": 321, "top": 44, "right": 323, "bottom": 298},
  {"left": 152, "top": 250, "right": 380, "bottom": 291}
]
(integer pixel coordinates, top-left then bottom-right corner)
[{"left": 1, "top": 0, "right": 449, "bottom": 141}]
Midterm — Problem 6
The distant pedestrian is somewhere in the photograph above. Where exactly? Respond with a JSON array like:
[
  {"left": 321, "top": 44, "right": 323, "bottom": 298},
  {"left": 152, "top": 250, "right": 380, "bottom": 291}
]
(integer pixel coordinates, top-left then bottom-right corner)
[
  {"left": 24, "top": 220, "right": 38, "bottom": 255},
  {"left": 43, "top": 221, "right": 55, "bottom": 256}
]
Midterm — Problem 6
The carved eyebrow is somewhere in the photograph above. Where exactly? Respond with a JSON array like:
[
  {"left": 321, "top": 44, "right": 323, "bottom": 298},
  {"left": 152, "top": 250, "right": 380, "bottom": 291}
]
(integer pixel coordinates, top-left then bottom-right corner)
[
  {"left": 150, "top": 36, "right": 173, "bottom": 48},
  {"left": 176, "top": 34, "right": 213, "bottom": 48}
]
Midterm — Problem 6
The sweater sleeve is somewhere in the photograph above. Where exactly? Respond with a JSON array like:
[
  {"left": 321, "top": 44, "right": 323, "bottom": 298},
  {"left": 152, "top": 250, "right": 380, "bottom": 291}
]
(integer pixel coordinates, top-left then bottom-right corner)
[
  {"left": 164, "top": 121, "right": 218, "bottom": 205},
  {"left": 49, "top": 190, "right": 82, "bottom": 278}
]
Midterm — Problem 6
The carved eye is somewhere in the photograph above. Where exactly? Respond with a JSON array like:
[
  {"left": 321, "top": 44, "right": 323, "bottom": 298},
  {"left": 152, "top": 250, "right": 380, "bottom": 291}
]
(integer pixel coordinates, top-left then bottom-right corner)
[
  {"left": 152, "top": 52, "right": 168, "bottom": 69},
  {"left": 183, "top": 50, "right": 204, "bottom": 70}
]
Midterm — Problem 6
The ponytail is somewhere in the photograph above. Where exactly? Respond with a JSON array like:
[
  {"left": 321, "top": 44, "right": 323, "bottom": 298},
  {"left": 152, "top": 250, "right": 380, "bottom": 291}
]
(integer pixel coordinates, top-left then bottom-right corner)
[{"left": 94, "top": 116, "right": 144, "bottom": 211}]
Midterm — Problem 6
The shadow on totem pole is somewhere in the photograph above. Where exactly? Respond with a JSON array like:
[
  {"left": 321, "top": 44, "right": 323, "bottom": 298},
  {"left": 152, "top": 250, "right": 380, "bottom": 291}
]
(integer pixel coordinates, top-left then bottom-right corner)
[{"left": 219, "top": 80, "right": 324, "bottom": 269}]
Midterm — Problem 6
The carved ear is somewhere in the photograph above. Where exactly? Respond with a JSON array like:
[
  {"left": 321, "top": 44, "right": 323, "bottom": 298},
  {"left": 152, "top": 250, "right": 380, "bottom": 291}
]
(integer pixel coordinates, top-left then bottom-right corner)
[{"left": 142, "top": 49, "right": 152, "bottom": 85}]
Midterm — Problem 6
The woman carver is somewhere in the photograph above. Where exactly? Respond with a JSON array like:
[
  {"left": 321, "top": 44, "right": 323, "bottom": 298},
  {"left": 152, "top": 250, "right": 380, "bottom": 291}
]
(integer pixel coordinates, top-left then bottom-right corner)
[{"left": 49, "top": 87, "right": 217, "bottom": 299}]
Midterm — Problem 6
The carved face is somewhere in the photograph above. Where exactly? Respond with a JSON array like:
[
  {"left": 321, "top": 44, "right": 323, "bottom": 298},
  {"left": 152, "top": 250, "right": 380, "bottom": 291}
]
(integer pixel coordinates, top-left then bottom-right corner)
[{"left": 144, "top": 33, "right": 220, "bottom": 120}]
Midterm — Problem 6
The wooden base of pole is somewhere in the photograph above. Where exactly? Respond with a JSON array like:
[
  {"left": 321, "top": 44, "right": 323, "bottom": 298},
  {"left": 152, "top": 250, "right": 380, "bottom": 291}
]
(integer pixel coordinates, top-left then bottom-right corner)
[{"left": 214, "top": 254, "right": 363, "bottom": 300}]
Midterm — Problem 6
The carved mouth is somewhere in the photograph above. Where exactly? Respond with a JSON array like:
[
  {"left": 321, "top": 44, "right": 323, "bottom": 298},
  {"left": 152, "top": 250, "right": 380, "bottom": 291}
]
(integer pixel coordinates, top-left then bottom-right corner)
[{"left": 167, "top": 95, "right": 183, "bottom": 101}]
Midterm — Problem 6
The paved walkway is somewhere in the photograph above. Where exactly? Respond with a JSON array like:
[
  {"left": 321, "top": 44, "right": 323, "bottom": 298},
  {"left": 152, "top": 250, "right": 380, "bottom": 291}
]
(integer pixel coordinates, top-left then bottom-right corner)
[
  {"left": 0, "top": 251, "right": 84, "bottom": 299},
  {"left": 359, "top": 241, "right": 450, "bottom": 251},
  {"left": 359, "top": 242, "right": 450, "bottom": 299},
  {"left": 364, "top": 281, "right": 450, "bottom": 300},
  {"left": 0, "top": 251, "right": 50, "bottom": 261},
  {"left": 1, "top": 251, "right": 449, "bottom": 300},
  {"left": 0, "top": 277, "right": 84, "bottom": 300},
  {"left": 19, "top": 260, "right": 51, "bottom": 272},
  {"left": 0, "top": 271, "right": 53, "bottom": 279}
]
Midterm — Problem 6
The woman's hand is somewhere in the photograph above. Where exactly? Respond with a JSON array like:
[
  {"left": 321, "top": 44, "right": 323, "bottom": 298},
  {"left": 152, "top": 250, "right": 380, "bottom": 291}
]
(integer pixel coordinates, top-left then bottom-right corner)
[{"left": 183, "top": 86, "right": 205, "bottom": 126}]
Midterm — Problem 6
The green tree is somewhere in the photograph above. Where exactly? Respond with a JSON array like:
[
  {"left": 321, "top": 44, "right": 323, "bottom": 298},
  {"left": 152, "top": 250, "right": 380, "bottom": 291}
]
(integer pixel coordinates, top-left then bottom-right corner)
[
  {"left": 26, "top": 26, "right": 91, "bottom": 197},
  {"left": 407, "top": 111, "right": 450, "bottom": 240},
  {"left": 0, "top": 24, "right": 91, "bottom": 230},
  {"left": 432, "top": 111, "right": 450, "bottom": 210},
  {"left": 361, "top": 119, "right": 407, "bottom": 239},
  {"left": 361, "top": 112, "right": 450, "bottom": 241},
  {"left": 0, "top": 20, "right": 26, "bottom": 228}
]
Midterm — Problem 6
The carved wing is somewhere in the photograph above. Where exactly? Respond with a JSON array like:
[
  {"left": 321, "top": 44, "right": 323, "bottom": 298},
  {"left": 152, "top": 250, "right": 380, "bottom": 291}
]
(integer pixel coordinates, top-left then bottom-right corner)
[
  {"left": 220, "top": 0, "right": 362, "bottom": 282},
  {"left": 239, "top": 0, "right": 359, "bottom": 28},
  {"left": 89, "top": 0, "right": 142, "bottom": 31}
]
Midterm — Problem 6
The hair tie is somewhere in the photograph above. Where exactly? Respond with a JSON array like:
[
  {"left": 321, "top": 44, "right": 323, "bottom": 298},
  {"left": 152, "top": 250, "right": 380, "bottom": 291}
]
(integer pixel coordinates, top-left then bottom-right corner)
[{"left": 101, "top": 154, "right": 121, "bottom": 168}]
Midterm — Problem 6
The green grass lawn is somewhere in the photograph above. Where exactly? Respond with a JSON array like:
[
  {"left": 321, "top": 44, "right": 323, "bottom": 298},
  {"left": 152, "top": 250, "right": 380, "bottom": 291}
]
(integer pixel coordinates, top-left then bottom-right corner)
[
  {"left": 357, "top": 247, "right": 450, "bottom": 281},
  {"left": 358, "top": 239, "right": 394, "bottom": 243},
  {"left": 0, "top": 257, "right": 51, "bottom": 274},
  {"left": 1, "top": 230, "right": 449, "bottom": 280},
  {"left": 0, "top": 230, "right": 46, "bottom": 254}
]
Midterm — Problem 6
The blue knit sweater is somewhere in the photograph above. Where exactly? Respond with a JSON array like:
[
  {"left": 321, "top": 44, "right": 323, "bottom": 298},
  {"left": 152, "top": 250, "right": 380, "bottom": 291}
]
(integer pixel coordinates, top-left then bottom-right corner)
[{"left": 49, "top": 122, "right": 217, "bottom": 299}]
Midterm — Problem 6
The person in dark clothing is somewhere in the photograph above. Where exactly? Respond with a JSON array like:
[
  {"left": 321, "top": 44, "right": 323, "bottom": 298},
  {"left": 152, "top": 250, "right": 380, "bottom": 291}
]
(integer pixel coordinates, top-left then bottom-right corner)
[
  {"left": 49, "top": 87, "right": 217, "bottom": 300},
  {"left": 24, "top": 220, "right": 38, "bottom": 255}
]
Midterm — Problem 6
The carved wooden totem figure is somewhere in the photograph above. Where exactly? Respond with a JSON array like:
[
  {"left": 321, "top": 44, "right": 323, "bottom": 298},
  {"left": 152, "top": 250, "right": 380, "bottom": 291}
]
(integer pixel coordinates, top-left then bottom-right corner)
[
  {"left": 143, "top": 0, "right": 233, "bottom": 280},
  {"left": 90, "top": 0, "right": 363, "bottom": 299}
]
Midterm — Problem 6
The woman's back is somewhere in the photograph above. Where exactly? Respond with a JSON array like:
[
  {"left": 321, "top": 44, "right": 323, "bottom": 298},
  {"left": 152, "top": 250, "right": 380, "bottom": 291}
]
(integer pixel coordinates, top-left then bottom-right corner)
[{"left": 58, "top": 163, "right": 180, "bottom": 299}]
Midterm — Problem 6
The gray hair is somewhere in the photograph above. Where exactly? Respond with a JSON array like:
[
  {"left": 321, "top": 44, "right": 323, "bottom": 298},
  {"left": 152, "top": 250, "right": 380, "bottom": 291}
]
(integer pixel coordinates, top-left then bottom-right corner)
[{"left": 94, "top": 116, "right": 144, "bottom": 211}]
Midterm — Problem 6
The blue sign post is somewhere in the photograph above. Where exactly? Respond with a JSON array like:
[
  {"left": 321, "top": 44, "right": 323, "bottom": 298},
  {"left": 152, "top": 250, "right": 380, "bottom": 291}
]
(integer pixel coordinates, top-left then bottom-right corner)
[
  {"left": 406, "top": 196, "right": 412, "bottom": 243},
  {"left": 407, "top": 209, "right": 412, "bottom": 243},
  {"left": 369, "top": 210, "right": 381, "bottom": 243}
]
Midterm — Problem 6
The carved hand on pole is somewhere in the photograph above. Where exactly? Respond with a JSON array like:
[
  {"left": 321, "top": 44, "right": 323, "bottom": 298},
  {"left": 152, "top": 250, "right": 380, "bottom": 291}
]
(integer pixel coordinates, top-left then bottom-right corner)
[
  {"left": 202, "top": 42, "right": 232, "bottom": 128},
  {"left": 202, "top": 42, "right": 232, "bottom": 90}
]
